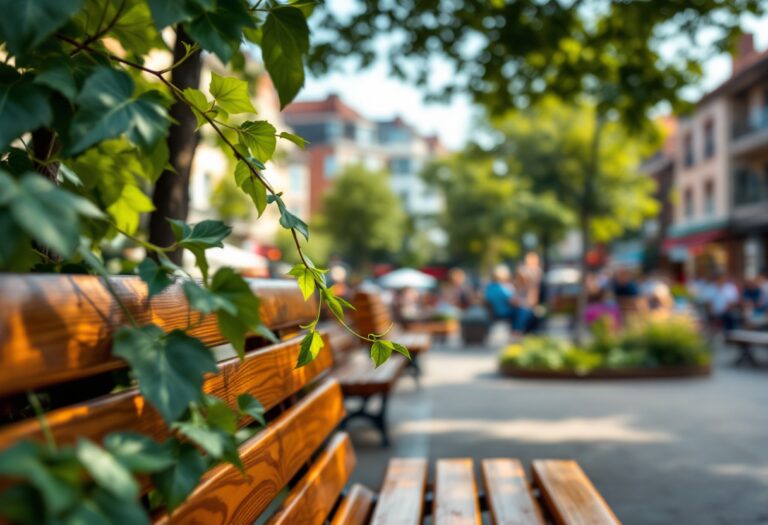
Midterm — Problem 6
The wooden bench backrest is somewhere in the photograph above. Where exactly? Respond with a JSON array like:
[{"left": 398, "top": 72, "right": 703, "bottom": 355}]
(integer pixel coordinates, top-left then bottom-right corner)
[
  {"left": 351, "top": 289, "right": 394, "bottom": 339},
  {"left": 0, "top": 274, "right": 354, "bottom": 524}
]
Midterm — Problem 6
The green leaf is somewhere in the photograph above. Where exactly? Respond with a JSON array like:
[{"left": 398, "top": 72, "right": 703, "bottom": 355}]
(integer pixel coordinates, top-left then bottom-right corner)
[
  {"left": 262, "top": 6, "right": 310, "bottom": 108},
  {"left": 138, "top": 258, "right": 174, "bottom": 300},
  {"left": 69, "top": 68, "right": 169, "bottom": 154},
  {"left": 234, "top": 159, "right": 267, "bottom": 216},
  {"left": 184, "top": 0, "right": 253, "bottom": 63},
  {"left": 112, "top": 325, "right": 218, "bottom": 423},
  {"left": 370, "top": 340, "right": 393, "bottom": 368},
  {"left": 287, "top": 264, "right": 315, "bottom": 301},
  {"left": 182, "top": 280, "right": 237, "bottom": 315},
  {"left": 182, "top": 87, "right": 212, "bottom": 129},
  {"left": 236, "top": 394, "right": 265, "bottom": 426},
  {"left": 169, "top": 219, "right": 231, "bottom": 282},
  {"left": 89, "top": 487, "right": 151, "bottom": 525},
  {"left": 296, "top": 330, "right": 324, "bottom": 368},
  {"left": 107, "top": 183, "right": 155, "bottom": 234},
  {"left": 0, "top": 66, "right": 53, "bottom": 151},
  {"left": 0, "top": 441, "right": 78, "bottom": 515},
  {"left": 147, "top": 0, "right": 214, "bottom": 28},
  {"left": 0, "top": 0, "right": 84, "bottom": 57},
  {"left": 204, "top": 396, "right": 238, "bottom": 434},
  {"left": 8, "top": 173, "right": 104, "bottom": 258},
  {"left": 322, "top": 289, "right": 344, "bottom": 321},
  {"left": 103, "top": 432, "right": 175, "bottom": 474},
  {"left": 209, "top": 268, "right": 264, "bottom": 357},
  {"left": 151, "top": 443, "right": 208, "bottom": 514},
  {"left": 392, "top": 342, "right": 412, "bottom": 360},
  {"left": 239, "top": 121, "right": 277, "bottom": 162},
  {"left": 34, "top": 63, "right": 78, "bottom": 101},
  {"left": 0, "top": 484, "right": 45, "bottom": 525},
  {"left": 209, "top": 72, "right": 256, "bottom": 114},
  {"left": 278, "top": 131, "right": 308, "bottom": 149},
  {"left": 173, "top": 421, "right": 230, "bottom": 459},
  {"left": 109, "top": 1, "right": 165, "bottom": 55},
  {"left": 76, "top": 439, "right": 139, "bottom": 500},
  {"left": 269, "top": 194, "right": 309, "bottom": 240}
]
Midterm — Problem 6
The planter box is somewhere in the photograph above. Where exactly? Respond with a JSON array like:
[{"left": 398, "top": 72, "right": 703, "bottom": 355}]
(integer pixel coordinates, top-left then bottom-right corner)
[{"left": 499, "top": 363, "right": 712, "bottom": 380}]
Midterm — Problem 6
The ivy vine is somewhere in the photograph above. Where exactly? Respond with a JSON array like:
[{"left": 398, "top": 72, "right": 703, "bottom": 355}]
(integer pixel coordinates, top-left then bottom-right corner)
[{"left": 0, "top": 1, "right": 408, "bottom": 523}]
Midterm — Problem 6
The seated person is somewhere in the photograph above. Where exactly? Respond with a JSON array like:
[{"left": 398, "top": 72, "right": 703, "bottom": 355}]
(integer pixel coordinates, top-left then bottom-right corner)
[{"left": 484, "top": 265, "right": 516, "bottom": 323}]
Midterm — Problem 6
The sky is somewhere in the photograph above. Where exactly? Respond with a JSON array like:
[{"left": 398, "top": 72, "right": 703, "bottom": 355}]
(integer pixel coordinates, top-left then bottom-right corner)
[{"left": 298, "top": 9, "right": 768, "bottom": 151}]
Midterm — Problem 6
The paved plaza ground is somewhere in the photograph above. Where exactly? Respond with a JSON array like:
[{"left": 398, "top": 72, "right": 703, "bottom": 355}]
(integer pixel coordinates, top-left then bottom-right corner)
[{"left": 345, "top": 330, "right": 768, "bottom": 525}]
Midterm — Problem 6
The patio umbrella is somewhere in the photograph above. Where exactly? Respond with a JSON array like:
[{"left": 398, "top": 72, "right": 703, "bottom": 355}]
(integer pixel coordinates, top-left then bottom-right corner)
[{"left": 378, "top": 268, "right": 437, "bottom": 289}]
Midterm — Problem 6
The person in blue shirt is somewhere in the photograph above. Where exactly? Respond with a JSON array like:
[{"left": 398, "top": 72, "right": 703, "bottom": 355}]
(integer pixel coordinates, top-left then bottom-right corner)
[{"left": 485, "top": 264, "right": 516, "bottom": 323}]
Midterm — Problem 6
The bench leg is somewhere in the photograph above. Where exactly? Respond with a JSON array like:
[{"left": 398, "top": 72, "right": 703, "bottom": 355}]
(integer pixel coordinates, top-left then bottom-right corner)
[
  {"left": 407, "top": 353, "right": 422, "bottom": 386},
  {"left": 341, "top": 393, "right": 391, "bottom": 446},
  {"left": 734, "top": 343, "right": 759, "bottom": 367}
]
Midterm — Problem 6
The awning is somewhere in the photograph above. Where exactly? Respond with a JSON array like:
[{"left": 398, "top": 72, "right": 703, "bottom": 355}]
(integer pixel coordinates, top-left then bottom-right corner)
[{"left": 662, "top": 228, "right": 728, "bottom": 251}]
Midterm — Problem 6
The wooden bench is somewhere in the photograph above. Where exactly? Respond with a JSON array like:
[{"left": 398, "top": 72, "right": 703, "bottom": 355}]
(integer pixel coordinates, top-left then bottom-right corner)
[
  {"left": 325, "top": 323, "right": 407, "bottom": 446},
  {"left": 351, "top": 289, "right": 432, "bottom": 380},
  {"left": 725, "top": 329, "right": 768, "bottom": 367},
  {"left": 0, "top": 275, "right": 621, "bottom": 524}
]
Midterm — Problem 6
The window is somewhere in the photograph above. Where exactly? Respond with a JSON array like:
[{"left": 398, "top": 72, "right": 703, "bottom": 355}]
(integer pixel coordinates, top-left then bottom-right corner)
[
  {"left": 390, "top": 157, "right": 412, "bottom": 174},
  {"left": 684, "top": 188, "right": 694, "bottom": 219},
  {"left": 683, "top": 133, "right": 694, "bottom": 167},
  {"left": 324, "top": 154, "right": 338, "bottom": 179},
  {"left": 704, "top": 180, "right": 715, "bottom": 216},
  {"left": 704, "top": 121, "right": 715, "bottom": 159},
  {"left": 289, "top": 165, "right": 305, "bottom": 194},
  {"left": 326, "top": 121, "right": 343, "bottom": 140}
]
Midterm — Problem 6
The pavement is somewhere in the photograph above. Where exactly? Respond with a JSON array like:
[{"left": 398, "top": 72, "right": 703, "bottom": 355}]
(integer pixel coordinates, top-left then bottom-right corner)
[{"left": 344, "top": 326, "right": 768, "bottom": 525}]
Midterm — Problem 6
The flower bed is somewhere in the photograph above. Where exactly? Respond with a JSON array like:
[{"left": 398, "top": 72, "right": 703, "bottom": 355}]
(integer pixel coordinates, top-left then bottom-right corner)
[{"left": 499, "top": 318, "right": 711, "bottom": 379}]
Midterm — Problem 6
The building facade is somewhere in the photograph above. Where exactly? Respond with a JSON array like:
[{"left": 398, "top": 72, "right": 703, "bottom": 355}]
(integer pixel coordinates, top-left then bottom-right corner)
[{"left": 665, "top": 34, "right": 768, "bottom": 280}]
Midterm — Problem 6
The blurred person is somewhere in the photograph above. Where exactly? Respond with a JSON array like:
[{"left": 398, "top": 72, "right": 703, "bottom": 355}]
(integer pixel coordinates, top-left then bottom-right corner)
[
  {"left": 484, "top": 264, "right": 517, "bottom": 326},
  {"left": 518, "top": 251, "right": 543, "bottom": 306},
  {"left": 741, "top": 269, "right": 768, "bottom": 327},
  {"left": 584, "top": 280, "right": 622, "bottom": 330},
  {"left": 642, "top": 272, "right": 674, "bottom": 314},
  {"left": 439, "top": 267, "right": 472, "bottom": 312},
  {"left": 511, "top": 268, "right": 537, "bottom": 333},
  {"left": 704, "top": 270, "right": 740, "bottom": 331},
  {"left": 612, "top": 267, "right": 645, "bottom": 320},
  {"left": 393, "top": 286, "right": 422, "bottom": 323}
]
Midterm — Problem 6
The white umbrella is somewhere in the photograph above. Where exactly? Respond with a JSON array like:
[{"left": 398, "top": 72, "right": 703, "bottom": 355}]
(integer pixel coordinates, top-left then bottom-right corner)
[
  {"left": 378, "top": 268, "right": 437, "bottom": 289},
  {"left": 184, "top": 243, "right": 268, "bottom": 277}
]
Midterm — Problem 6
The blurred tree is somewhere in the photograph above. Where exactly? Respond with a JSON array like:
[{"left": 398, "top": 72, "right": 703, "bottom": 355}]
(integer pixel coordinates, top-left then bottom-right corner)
[
  {"left": 321, "top": 165, "right": 406, "bottom": 269},
  {"left": 275, "top": 223, "right": 333, "bottom": 267},
  {"left": 212, "top": 174, "right": 253, "bottom": 222},
  {"left": 422, "top": 153, "right": 521, "bottom": 272}
]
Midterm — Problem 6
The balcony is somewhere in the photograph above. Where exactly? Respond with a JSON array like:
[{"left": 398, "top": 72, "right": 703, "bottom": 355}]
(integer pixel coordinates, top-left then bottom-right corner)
[
  {"left": 731, "top": 107, "right": 768, "bottom": 157},
  {"left": 732, "top": 168, "right": 768, "bottom": 230}
]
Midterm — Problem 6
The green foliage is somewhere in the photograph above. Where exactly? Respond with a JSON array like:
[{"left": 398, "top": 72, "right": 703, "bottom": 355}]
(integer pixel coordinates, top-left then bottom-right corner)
[
  {"left": 499, "top": 319, "right": 710, "bottom": 372},
  {"left": 321, "top": 164, "right": 406, "bottom": 268},
  {"left": 239, "top": 120, "right": 277, "bottom": 162},
  {"left": 209, "top": 72, "right": 256, "bottom": 115},
  {"left": 262, "top": 6, "right": 310, "bottom": 108}
]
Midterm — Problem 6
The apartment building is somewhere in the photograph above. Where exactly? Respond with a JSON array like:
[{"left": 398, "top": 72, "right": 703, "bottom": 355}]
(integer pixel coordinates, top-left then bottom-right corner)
[{"left": 665, "top": 34, "right": 768, "bottom": 280}]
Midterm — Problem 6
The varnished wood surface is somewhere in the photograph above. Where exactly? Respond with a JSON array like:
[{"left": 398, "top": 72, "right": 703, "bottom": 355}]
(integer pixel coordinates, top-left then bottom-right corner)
[
  {"left": 481, "top": 459, "right": 545, "bottom": 525},
  {"left": 0, "top": 275, "right": 316, "bottom": 396},
  {"left": 0, "top": 333, "right": 333, "bottom": 450},
  {"left": 155, "top": 379, "right": 345, "bottom": 524},
  {"left": 333, "top": 353, "right": 406, "bottom": 396},
  {"left": 350, "top": 291, "right": 431, "bottom": 354},
  {"left": 433, "top": 458, "right": 481, "bottom": 525},
  {"left": 330, "top": 484, "right": 375, "bottom": 525},
  {"left": 370, "top": 458, "right": 427, "bottom": 525},
  {"left": 532, "top": 460, "right": 621, "bottom": 525},
  {"left": 267, "top": 432, "right": 356, "bottom": 525}
]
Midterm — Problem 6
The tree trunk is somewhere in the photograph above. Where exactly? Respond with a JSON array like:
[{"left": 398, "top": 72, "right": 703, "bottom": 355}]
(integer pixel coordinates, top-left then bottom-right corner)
[
  {"left": 148, "top": 27, "right": 203, "bottom": 263},
  {"left": 574, "top": 113, "right": 604, "bottom": 344}
]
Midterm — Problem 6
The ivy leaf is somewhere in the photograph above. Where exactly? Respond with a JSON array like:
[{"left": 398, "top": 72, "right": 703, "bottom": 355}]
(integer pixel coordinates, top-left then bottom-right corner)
[
  {"left": 103, "top": 432, "right": 175, "bottom": 474},
  {"left": 236, "top": 394, "right": 266, "bottom": 426},
  {"left": 68, "top": 68, "right": 169, "bottom": 155},
  {"left": 370, "top": 340, "right": 393, "bottom": 368},
  {"left": 184, "top": 0, "right": 253, "bottom": 64},
  {"left": 108, "top": 184, "right": 155, "bottom": 234},
  {"left": 109, "top": 1, "right": 165, "bottom": 55},
  {"left": 204, "top": 395, "right": 238, "bottom": 434},
  {"left": 34, "top": 63, "right": 78, "bottom": 101},
  {"left": 234, "top": 159, "right": 267, "bottom": 216},
  {"left": 88, "top": 488, "right": 151, "bottom": 525},
  {"left": 392, "top": 342, "right": 412, "bottom": 360},
  {"left": 278, "top": 131, "right": 308, "bottom": 149},
  {"left": 183, "top": 280, "right": 237, "bottom": 315},
  {"left": 209, "top": 268, "right": 266, "bottom": 357},
  {"left": 209, "top": 72, "right": 256, "bottom": 114},
  {"left": 169, "top": 219, "right": 231, "bottom": 282},
  {"left": 0, "top": 0, "right": 84, "bottom": 57},
  {"left": 239, "top": 121, "right": 277, "bottom": 162},
  {"left": 322, "top": 289, "right": 344, "bottom": 321},
  {"left": 173, "top": 421, "right": 230, "bottom": 459},
  {"left": 147, "top": 0, "right": 214, "bottom": 28},
  {"left": 76, "top": 438, "right": 139, "bottom": 501},
  {"left": 0, "top": 441, "right": 78, "bottom": 515},
  {"left": 151, "top": 443, "right": 208, "bottom": 514},
  {"left": 287, "top": 264, "right": 315, "bottom": 301},
  {"left": 296, "top": 330, "right": 324, "bottom": 368},
  {"left": 7, "top": 172, "right": 104, "bottom": 258},
  {"left": 262, "top": 6, "right": 310, "bottom": 108},
  {"left": 182, "top": 87, "right": 212, "bottom": 129},
  {"left": 0, "top": 66, "right": 53, "bottom": 151},
  {"left": 112, "top": 325, "right": 218, "bottom": 423},
  {"left": 268, "top": 194, "right": 309, "bottom": 240},
  {"left": 138, "top": 258, "right": 174, "bottom": 300}
]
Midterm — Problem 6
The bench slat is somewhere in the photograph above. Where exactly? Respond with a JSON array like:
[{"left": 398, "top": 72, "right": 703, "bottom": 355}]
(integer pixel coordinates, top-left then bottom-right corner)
[
  {"left": 154, "top": 379, "right": 345, "bottom": 524},
  {"left": 434, "top": 458, "right": 481, "bottom": 525},
  {"left": 482, "top": 459, "right": 544, "bottom": 525},
  {"left": 370, "top": 458, "right": 427, "bottom": 525},
  {"left": 267, "top": 432, "right": 356, "bottom": 525},
  {"left": 532, "top": 460, "right": 621, "bottom": 525},
  {"left": 0, "top": 333, "right": 333, "bottom": 450},
  {"left": 330, "top": 484, "right": 375, "bottom": 525},
  {"left": 333, "top": 354, "right": 406, "bottom": 397},
  {"left": 0, "top": 275, "right": 316, "bottom": 396}
]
